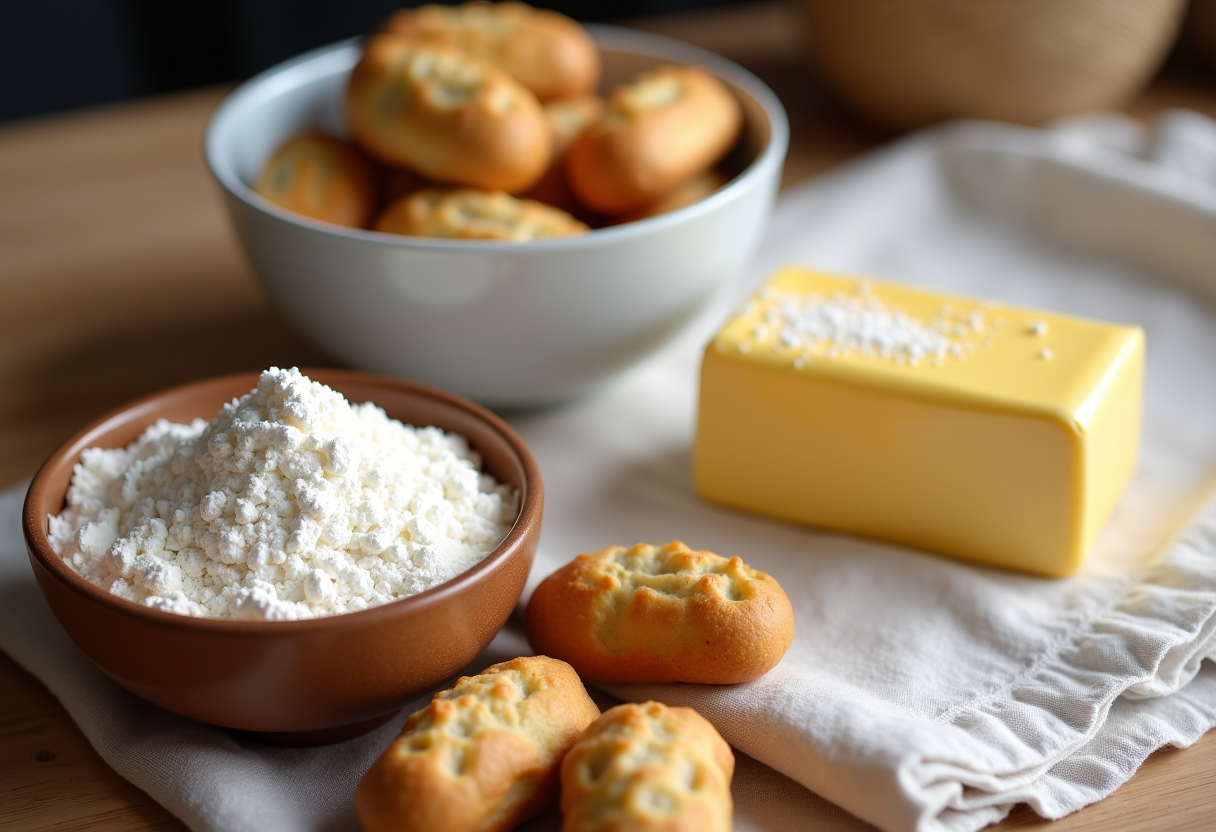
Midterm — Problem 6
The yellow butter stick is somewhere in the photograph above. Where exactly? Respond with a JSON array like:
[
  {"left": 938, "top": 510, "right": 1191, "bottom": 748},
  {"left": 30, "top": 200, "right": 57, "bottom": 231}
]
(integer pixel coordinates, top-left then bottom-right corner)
[{"left": 694, "top": 266, "right": 1144, "bottom": 577}]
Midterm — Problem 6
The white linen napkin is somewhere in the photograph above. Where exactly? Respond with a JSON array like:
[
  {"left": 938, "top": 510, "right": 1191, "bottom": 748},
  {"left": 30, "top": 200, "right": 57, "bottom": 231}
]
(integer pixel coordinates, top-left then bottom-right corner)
[{"left": 4, "top": 109, "right": 1216, "bottom": 832}]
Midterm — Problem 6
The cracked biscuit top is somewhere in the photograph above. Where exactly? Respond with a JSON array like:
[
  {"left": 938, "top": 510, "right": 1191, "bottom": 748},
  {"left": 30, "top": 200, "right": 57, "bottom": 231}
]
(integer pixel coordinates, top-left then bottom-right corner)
[
  {"left": 355, "top": 655, "right": 600, "bottom": 832},
  {"left": 525, "top": 541, "right": 794, "bottom": 684},
  {"left": 379, "top": 1, "right": 600, "bottom": 102},
  {"left": 560, "top": 700, "right": 734, "bottom": 832},
  {"left": 347, "top": 35, "right": 551, "bottom": 192}
]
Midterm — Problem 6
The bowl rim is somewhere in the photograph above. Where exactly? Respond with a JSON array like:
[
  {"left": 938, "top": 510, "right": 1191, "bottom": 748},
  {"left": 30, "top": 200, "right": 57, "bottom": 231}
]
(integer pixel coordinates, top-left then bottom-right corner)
[
  {"left": 22, "top": 368, "right": 543, "bottom": 633},
  {"left": 203, "top": 23, "right": 790, "bottom": 250}
]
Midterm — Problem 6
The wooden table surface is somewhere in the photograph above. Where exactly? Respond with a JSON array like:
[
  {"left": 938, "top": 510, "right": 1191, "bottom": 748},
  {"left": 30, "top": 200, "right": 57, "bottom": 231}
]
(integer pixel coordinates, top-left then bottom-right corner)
[{"left": 2, "top": 3, "right": 1215, "bottom": 830}]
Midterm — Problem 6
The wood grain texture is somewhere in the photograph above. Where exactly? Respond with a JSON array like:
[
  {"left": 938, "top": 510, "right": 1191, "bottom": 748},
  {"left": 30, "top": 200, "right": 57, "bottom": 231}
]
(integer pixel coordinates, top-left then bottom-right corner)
[
  {"left": 1, "top": 2, "right": 1214, "bottom": 831},
  {"left": 0, "top": 88, "right": 326, "bottom": 493},
  {"left": 0, "top": 653, "right": 186, "bottom": 832}
]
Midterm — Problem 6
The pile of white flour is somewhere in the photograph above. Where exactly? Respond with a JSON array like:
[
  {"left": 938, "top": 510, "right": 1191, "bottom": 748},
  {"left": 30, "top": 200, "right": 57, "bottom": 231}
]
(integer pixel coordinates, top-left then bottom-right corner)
[{"left": 47, "top": 368, "right": 520, "bottom": 620}]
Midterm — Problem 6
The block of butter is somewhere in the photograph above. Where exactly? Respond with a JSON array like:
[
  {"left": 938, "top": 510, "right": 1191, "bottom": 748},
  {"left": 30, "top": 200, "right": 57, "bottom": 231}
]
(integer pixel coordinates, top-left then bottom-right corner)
[{"left": 693, "top": 266, "right": 1144, "bottom": 577}]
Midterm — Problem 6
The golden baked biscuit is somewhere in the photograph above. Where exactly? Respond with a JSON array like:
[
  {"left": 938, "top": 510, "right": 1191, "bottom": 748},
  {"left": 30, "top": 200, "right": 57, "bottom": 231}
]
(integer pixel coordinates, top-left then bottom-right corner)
[
  {"left": 615, "top": 168, "right": 729, "bottom": 224},
  {"left": 560, "top": 701, "right": 735, "bottom": 832},
  {"left": 522, "top": 95, "right": 606, "bottom": 217},
  {"left": 374, "top": 188, "right": 589, "bottom": 241},
  {"left": 253, "top": 132, "right": 377, "bottom": 228},
  {"left": 566, "top": 65, "right": 742, "bottom": 215},
  {"left": 356, "top": 655, "right": 600, "bottom": 832},
  {"left": 544, "top": 95, "right": 606, "bottom": 156},
  {"left": 347, "top": 35, "right": 551, "bottom": 192},
  {"left": 526, "top": 541, "right": 794, "bottom": 684},
  {"left": 380, "top": 1, "right": 600, "bottom": 101}
]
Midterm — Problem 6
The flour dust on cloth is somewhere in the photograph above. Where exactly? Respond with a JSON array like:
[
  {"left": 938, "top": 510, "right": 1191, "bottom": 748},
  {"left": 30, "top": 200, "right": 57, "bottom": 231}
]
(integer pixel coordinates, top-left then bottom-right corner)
[{"left": 3, "top": 110, "right": 1216, "bottom": 832}]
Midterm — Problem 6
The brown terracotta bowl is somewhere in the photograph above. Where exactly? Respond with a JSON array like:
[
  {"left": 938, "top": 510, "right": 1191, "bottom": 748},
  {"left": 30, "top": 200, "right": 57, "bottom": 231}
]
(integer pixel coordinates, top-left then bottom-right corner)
[{"left": 22, "top": 369, "right": 542, "bottom": 744}]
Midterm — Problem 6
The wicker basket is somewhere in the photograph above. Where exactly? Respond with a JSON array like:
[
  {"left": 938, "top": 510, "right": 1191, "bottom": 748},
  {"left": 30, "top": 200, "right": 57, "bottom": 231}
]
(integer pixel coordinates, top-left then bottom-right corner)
[{"left": 799, "top": 0, "right": 1186, "bottom": 131}]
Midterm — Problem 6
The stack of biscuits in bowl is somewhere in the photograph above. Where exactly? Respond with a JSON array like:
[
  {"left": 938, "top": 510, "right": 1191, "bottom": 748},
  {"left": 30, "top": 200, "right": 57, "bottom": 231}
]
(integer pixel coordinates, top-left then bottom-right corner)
[
  {"left": 205, "top": 0, "right": 787, "bottom": 407},
  {"left": 255, "top": 1, "right": 745, "bottom": 240}
]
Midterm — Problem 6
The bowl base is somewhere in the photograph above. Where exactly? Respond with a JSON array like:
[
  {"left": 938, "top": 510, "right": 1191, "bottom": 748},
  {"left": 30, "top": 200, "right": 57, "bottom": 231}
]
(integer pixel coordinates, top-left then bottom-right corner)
[{"left": 236, "top": 710, "right": 399, "bottom": 746}]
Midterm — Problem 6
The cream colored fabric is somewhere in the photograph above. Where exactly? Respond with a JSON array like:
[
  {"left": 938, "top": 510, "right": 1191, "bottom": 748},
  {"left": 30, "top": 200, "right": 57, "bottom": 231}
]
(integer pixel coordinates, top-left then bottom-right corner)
[{"left": 3, "top": 110, "right": 1216, "bottom": 832}]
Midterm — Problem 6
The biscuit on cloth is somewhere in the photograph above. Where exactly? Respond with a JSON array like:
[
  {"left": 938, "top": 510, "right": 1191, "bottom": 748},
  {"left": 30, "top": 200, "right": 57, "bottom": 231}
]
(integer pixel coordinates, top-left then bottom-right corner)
[
  {"left": 560, "top": 700, "right": 735, "bottom": 832},
  {"left": 525, "top": 541, "right": 794, "bottom": 684},
  {"left": 355, "top": 655, "right": 600, "bottom": 832}
]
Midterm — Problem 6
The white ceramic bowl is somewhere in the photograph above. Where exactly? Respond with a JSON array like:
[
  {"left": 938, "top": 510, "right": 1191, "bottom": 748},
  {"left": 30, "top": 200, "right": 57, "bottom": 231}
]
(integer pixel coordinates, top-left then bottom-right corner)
[{"left": 205, "top": 26, "right": 787, "bottom": 408}]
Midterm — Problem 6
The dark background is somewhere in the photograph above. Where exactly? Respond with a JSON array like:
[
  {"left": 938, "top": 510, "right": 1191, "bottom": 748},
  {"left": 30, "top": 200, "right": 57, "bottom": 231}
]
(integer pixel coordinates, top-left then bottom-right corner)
[{"left": 0, "top": 0, "right": 747, "bottom": 124}]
